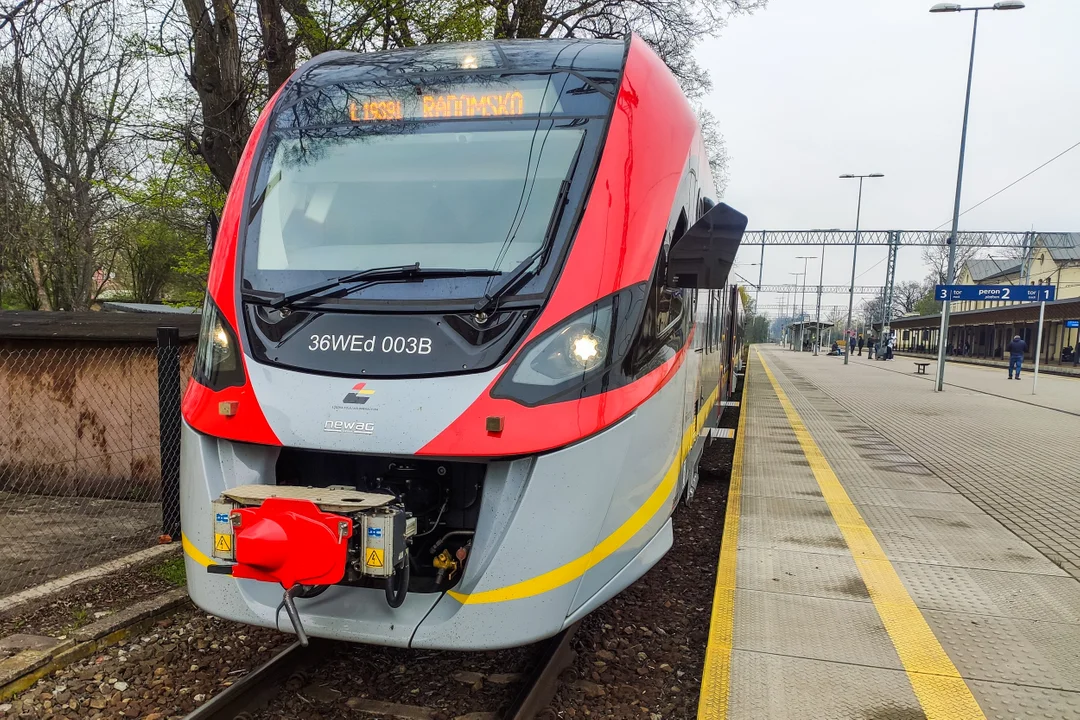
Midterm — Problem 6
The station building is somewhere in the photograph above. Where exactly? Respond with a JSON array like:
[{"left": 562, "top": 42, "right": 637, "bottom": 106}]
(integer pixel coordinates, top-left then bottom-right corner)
[{"left": 890, "top": 233, "right": 1080, "bottom": 370}]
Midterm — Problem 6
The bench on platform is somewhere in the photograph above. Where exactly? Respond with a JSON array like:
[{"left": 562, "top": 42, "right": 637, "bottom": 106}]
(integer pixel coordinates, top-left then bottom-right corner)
[{"left": 914, "top": 362, "right": 929, "bottom": 375}]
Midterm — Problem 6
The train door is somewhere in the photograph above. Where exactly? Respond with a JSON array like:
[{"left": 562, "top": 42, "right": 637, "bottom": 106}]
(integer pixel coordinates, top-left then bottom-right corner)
[
  {"left": 678, "top": 171, "right": 701, "bottom": 501},
  {"left": 725, "top": 284, "right": 741, "bottom": 398},
  {"left": 685, "top": 171, "right": 701, "bottom": 436}
]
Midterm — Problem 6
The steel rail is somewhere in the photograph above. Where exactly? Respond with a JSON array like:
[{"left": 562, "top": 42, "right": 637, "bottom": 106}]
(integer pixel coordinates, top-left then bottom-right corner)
[
  {"left": 504, "top": 621, "right": 581, "bottom": 720},
  {"left": 180, "top": 623, "right": 581, "bottom": 720},
  {"left": 180, "top": 640, "right": 320, "bottom": 720}
]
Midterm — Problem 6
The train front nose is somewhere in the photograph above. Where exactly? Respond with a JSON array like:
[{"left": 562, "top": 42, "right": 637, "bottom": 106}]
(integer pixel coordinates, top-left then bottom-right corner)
[{"left": 181, "top": 364, "right": 682, "bottom": 649}]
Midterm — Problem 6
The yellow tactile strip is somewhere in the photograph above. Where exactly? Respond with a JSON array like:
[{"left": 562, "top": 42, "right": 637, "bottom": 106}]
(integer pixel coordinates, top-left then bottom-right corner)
[
  {"left": 755, "top": 349, "right": 987, "bottom": 720},
  {"left": 697, "top": 360, "right": 749, "bottom": 720}
]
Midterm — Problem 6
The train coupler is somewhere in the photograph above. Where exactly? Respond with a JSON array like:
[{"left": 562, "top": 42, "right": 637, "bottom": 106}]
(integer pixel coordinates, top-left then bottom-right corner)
[{"left": 209, "top": 484, "right": 417, "bottom": 608}]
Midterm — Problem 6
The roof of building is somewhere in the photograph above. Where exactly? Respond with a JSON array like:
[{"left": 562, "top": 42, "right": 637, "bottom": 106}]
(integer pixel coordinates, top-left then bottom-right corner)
[
  {"left": 1040, "top": 233, "right": 1080, "bottom": 262},
  {"left": 789, "top": 320, "right": 835, "bottom": 329},
  {"left": 100, "top": 301, "right": 200, "bottom": 314},
  {"left": 0, "top": 311, "right": 201, "bottom": 342},
  {"left": 963, "top": 257, "right": 1023, "bottom": 282}
]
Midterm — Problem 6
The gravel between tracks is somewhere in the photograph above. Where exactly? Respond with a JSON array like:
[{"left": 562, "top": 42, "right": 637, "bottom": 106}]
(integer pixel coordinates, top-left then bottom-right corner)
[
  {"left": 549, "top": 395, "right": 736, "bottom": 719},
  {"left": 257, "top": 643, "right": 538, "bottom": 719},
  {"left": 1, "top": 606, "right": 288, "bottom": 720},
  {"left": 0, "top": 558, "right": 181, "bottom": 653}
]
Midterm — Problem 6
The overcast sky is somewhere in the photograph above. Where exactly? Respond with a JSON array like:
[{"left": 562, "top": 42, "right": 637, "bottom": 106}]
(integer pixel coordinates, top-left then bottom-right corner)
[{"left": 695, "top": 0, "right": 1080, "bottom": 319}]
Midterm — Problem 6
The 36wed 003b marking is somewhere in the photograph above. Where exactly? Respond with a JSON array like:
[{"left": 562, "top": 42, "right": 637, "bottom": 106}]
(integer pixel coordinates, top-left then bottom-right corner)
[{"left": 308, "top": 334, "right": 433, "bottom": 354}]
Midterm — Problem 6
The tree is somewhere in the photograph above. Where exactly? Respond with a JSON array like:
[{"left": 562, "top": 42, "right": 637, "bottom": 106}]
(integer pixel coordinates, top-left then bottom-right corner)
[
  {"left": 913, "top": 290, "right": 940, "bottom": 317},
  {"left": 921, "top": 237, "right": 981, "bottom": 287},
  {"left": 0, "top": 0, "right": 141, "bottom": 310},
  {"left": 114, "top": 148, "right": 226, "bottom": 305},
  {"left": 745, "top": 313, "right": 769, "bottom": 343},
  {"left": 894, "top": 279, "right": 929, "bottom": 315},
  {"left": 0, "top": 116, "right": 47, "bottom": 308},
  {"left": 738, "top": 287, "right": 769, "bottom": 343},
  {"left": 860, "top": 293, "right": 889, "bottom": 329},
  {"left": 161, "top": 0, "right": 764, "bottom": 191}
]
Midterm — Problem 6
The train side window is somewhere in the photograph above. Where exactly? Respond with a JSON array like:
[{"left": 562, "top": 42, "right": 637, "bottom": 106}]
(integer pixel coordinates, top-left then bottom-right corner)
[
  {"left": 654, "top": 210, "right": 687, "bottom": 338},
  {"left": 709, "top": 290, "right": 718, "bottom": 352},
  {"left": 691, "top": 292, "right": 703, "bottom": 351},
  {"left": 705, "top": 290, "right": 714, "bottom": 351},
  {"left": 631, "top": 215, "right": 688, "bottom": 371},
  {"left": 716, "top": 290, "right": 726, "bottom": 351}
]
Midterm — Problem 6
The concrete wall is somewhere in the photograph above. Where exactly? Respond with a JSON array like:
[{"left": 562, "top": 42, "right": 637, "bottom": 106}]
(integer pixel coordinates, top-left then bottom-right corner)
[{"left": 0, "top": 341, "right": 196, "bottom": 498}]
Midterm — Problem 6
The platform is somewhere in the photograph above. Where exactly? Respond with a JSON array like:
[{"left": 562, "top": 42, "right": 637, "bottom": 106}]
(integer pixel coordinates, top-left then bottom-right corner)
[{"left": 699, "top": 344, "right": 1080, "bottom": 720}]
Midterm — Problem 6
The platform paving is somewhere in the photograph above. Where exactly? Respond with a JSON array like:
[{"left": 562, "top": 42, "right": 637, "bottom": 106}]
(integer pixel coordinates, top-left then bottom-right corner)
[
  {"left": 874, "top": 351, "right": 1080, "bottom": 415},
  {"left": 786, "top": 347, "right": 1080, "bottom": 578},
  {"left": 708, "top": 344, "right": 1080, "bottom": 720}
]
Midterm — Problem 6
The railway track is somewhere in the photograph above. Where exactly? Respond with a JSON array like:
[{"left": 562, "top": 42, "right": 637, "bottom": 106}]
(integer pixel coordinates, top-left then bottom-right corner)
[{"left": 182, "top": 622, "right": 580, "bottom": 720}]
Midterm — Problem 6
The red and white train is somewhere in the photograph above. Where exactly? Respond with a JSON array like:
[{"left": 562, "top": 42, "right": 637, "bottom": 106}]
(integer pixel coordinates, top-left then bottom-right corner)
[{"left": 180, "top": 35, "right": 746, "bottom": 649}]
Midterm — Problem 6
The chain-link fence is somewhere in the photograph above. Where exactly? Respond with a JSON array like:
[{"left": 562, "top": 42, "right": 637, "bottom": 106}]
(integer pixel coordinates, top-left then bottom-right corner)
[{"left": 0, "top": 332, "right": 195, "bottom": 597}]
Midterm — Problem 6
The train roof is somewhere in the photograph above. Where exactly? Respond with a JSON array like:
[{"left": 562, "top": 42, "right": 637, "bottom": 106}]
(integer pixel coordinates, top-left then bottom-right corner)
[{"left": 290, "top": 38, "right": 628, "bottom": 92}]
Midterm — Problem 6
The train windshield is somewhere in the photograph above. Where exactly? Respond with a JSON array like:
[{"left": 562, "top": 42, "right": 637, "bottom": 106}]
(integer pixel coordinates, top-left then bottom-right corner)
[{"left": 243, "top": 72, "right": 611, "bottom": 301}]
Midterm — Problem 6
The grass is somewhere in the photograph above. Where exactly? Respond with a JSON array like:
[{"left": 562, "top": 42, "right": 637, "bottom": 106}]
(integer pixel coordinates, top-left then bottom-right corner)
[
  {"left": 67, "top": 607, "right": 91, "bottom": 632},
  {"left": 152, "top": 556, "right": 187, "bottom": 587}
]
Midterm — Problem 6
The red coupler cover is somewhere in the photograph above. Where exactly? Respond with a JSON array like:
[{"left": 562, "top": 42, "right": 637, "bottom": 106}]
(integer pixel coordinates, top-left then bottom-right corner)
[{"left": 230, "top": 497, "right": 352, "bottom": 587}]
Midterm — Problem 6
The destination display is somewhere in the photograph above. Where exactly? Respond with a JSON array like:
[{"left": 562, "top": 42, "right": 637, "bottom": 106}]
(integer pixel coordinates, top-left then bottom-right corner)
[
  {"left": 343, "top": 77, "right": 556, "bottom": 123},
  {"left": 349, "top": 90, "right": 527, "bottom": 121},
  {"left": 934, "top": 284, "right": 1056, "bottom": 302}
]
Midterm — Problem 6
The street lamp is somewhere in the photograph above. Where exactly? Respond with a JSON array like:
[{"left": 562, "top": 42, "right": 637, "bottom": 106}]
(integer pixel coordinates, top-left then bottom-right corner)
[
  {"left": 813, "top": 245, "right": 826, "bottom": 356},
  {"left": 796, "top": 256, "right": 817, "bottom": 352},
  {"left": 930, "top": 0, "right": 1025, "bottom": 391},
  {"left": 789, "top": 272, "right": 803, "bottom": 350},
  {"left": 839, "top": 173, "right": 884, "bottom": 365}
]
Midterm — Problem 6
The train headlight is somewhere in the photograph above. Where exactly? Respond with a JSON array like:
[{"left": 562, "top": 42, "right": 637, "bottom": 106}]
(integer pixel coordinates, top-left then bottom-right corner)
[
  {"left": 570, "top": 332, "right": 602, "bottom": 367},
  {"left": 491, "top": 284, "right": 647, "bottom": 407},
  {"left": 514, "top": 305, "right": 612, "bottom": 385},
  {"left": 193, "top": 294, "right": 247, "bottom": 391}
]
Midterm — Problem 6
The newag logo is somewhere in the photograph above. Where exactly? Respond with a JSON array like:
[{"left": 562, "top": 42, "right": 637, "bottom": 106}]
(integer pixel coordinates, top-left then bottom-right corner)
[{"left": 324, "top": 420, "right": 375, "bottom": 435}]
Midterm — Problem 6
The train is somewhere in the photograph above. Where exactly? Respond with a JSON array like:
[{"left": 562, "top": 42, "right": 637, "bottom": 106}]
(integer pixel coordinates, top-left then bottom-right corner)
[{"left": 179, "top": 34, "right": 747, "bottom": 650}]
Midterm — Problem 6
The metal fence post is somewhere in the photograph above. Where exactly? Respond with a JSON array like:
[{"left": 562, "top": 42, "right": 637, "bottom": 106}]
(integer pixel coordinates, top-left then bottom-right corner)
[{"left": 157, "top": 326, "right": 182, "bottom": 541}]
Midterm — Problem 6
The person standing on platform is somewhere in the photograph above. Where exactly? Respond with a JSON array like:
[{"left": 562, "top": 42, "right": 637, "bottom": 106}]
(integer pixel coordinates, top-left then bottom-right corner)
[
  {"left": 857, "top": 335, "right": 865, "bottom": 356},
  {"left": 1007, "top": 334, "right": 1027, "bottom": 380},
  {"left": 866, "top": 335, "right": 875, "bottom": 360}
]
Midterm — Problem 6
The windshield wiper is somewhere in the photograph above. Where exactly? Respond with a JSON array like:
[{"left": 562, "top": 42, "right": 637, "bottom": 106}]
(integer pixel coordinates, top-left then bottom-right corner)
[
  {"left": 474, "top": 179, "right": 571, "bottom": 314},
  {"left": 246, "top": 263, "right": 499, "bottom": 310}
]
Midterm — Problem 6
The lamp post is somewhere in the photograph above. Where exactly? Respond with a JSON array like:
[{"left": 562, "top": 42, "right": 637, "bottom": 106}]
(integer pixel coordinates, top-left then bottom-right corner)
[
  {"left": 930, "top": 0, "right": 1025, "bottom": 391},
  {"left": 796, "top": 256, "right": 817, "bottom": 352},
  {"left": 781, "top": 293, "right": 790, "bottom": 349},
  {"left": 839, "top": 173, "right": 884, "bottom": 364},
  {"left": 789, "top": 272, "right": 803, "bottom": 350},
  {"left": 813, "top": 243, "right": 825, "bottom": 356}
]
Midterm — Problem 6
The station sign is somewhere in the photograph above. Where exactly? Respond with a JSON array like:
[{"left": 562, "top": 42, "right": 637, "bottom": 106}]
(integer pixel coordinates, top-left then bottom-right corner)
[
  {"left": 934, "top": 284, "right": 1056, "bottom": 302},
  {"left": 1066, "top": 319, "right": 1080, "bottom": 329}
]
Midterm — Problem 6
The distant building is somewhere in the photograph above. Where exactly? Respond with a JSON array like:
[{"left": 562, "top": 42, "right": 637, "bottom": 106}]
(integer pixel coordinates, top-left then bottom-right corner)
[
  {"left": 891, "top": 233, "right": 1080, "bottom": 368},
  {"left": 953, "top": 233, "right": 1080, "bottom": 312},
  {"left": 92, "top": 268, "right": 126, "bottom": 299}
]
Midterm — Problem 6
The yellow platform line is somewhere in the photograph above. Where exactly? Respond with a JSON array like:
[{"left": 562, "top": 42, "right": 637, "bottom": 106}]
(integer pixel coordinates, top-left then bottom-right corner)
[
  {"left": 757, "top": 350, "right": 986, "bottom": 720},
  {"left": 697, "top": 361, "right": 750, "bottom": 720}
]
